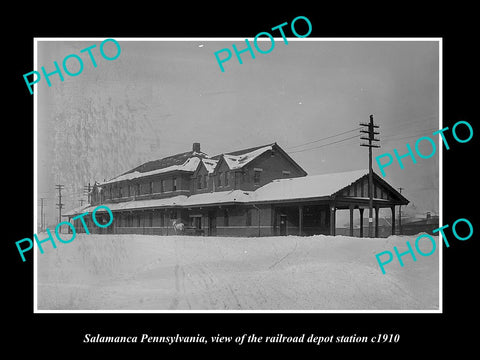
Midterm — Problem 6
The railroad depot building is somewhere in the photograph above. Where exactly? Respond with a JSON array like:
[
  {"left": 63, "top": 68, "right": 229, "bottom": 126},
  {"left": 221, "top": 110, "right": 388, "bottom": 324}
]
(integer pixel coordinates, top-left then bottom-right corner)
[{"left": 64, "top": 142, "right": 408, "bottom": 237}]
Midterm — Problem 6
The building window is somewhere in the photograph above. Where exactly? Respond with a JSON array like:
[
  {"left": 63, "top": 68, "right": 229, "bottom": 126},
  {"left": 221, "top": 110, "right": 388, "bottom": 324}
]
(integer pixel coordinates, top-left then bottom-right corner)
[
  {"left": 173, "top": 177, "right": 177, "bottom": 191},
  {"left": 160, "top": 179, "right": 164, "bottom": 193},
  {"left": 149, "top": 181, "right": 154, "bottom": 194},
  {"left": 224, "top": 171, "right": 229, "bottom": 186},
  {"left": 217, "top": 172, "right": 222, "bottom": 187},
  {"left": 253, "top": 170, "right": 261, "bottom": 184},
  {"left": 136, "top": 183, "right": 141, "bottom": 196},
  {"left": 203, "top": 174, "right": 208, "bottom": 189},
  {"left": 224, "top": 209, "right": 229, "bottom": 227},
  {"left": 246, "top": 209, "right": 252, "bottom": 226},
  {"left": 148, "top": 212, "right": 153, "bottom": 227},
  {"left": 137, "top": 214, "right": 141, "bottom": 228},
  {"left": 282, "top": 170, "right": 291, "bottom": 177},
  {"left": 197, "top": 175, "right": 202, "bottom": 190},
  {"left": 160, "top": 212, "right": 165, "bottom": 227},
  {"left": 320, "top": 211, "right": 326, "bottom": 227}
]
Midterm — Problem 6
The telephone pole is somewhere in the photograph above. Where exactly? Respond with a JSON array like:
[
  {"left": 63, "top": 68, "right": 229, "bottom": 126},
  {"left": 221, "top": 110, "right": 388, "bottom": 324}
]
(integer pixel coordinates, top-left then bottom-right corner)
[
  {"left": 360, "top": 114, "right": 380, "bottom": 237},
  {"left": 55, "top": 184, "right": 64, "bottom": 226},
  {"left": 398, "top": 187, "right": 404, "bottom": 235},
  {"left": 83, "top": 182, "right": 92, "bottom": 204},
  {"left": 39, "top": 198, "right": 45, "bottom": 231}
]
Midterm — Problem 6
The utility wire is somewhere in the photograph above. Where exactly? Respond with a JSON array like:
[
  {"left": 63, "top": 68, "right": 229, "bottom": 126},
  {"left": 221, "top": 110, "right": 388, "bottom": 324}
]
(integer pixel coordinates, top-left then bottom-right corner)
[
  {"left": 289, "top": 121, "right": 439, "bottom": 155},
  {"left": 286, "top": 113, "right": 438, "bottom": 153},
  {"left": 287, "top": 127, "right": 362, "bottom": 150},
  {"left": 381, "top": 114, "right": 438, "bottom": 133},
  {"left": 289, "top": 134, "right": 360, "bottom": 154},
  {"left": 382, "top": 127, "right": 440, "bottom": 142}
]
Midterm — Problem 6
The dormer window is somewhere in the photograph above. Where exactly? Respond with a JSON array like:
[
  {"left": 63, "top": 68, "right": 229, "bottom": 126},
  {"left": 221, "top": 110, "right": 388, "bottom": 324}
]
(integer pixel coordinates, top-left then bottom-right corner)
[
  {"left": 253, "top": 168, "right": 262, "bottom": 184},
  {"left": 224, "top": 171, "right": 229, "bottom": 186}
]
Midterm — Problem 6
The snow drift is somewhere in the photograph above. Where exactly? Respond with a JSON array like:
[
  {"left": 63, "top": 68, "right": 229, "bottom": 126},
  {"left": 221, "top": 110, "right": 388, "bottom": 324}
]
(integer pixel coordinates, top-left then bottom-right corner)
[{"left": 36, "top": 233, "right": 439, "bottom": 311}]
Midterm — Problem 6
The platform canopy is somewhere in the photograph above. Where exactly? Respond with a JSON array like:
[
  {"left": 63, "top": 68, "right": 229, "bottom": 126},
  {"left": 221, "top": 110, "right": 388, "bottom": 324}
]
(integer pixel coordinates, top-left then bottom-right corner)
[{"left": 65, "top": 169, "right": 408, "bottom": 214}]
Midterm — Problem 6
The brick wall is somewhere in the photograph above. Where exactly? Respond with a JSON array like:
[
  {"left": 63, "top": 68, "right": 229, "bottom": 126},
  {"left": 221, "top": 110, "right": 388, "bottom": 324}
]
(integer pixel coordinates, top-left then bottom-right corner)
[{"left": 191, "top": 148, "right": 306, "bottom": 194}]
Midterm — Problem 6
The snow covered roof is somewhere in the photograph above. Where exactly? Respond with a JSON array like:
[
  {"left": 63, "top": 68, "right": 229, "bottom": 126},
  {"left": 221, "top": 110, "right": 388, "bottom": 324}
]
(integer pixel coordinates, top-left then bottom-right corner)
[
  {"left": 63, "top": 204, "right": 91, "bottom": 217},
  {"left": 223, "top": 145, "right": 273, "bottom": 170},
  {"left": 64, "top": 169, "right": 408, "bottom": 217},
  {"left": 80, "top": 195, "right": 189, "bottom": 213},
  {"left": 101, "top": 157, "right": 201, "bottom": 185},
  {"left": 70, "top": 191, "right": 253, "bottom": 215},
  {"left": 99, "top": 143, "right": 282, "bottom": 186},
  {"left": 251, "top": 169, "right": 369, "bottom": 203},
  {"left": 182, "top": 190, "right": 253, "bottom": 207},
  {"left": 201, "top": 158, "right": 219, "bottom": 174}
]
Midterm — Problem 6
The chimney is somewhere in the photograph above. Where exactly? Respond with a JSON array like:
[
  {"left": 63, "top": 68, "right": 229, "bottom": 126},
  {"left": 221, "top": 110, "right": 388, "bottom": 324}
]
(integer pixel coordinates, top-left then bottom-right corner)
[{"left": 193, "top": 142, "right": 201, "bottom": 153}]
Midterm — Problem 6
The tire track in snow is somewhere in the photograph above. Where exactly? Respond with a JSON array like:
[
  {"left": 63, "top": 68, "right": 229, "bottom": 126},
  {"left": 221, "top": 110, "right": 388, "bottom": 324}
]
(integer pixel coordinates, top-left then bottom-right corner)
[
  {"left": 169, "top": 238, "right": 192, "bottom": 310},
  {"left": 168, "top": 264, "right": 180, "bottom": 310},
  {"left": 268, "top": 239, "right": 298, "bottom": 270}
]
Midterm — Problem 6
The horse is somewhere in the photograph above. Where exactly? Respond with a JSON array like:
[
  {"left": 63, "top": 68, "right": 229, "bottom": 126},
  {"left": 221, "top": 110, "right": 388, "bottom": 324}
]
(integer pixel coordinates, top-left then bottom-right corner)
[{"left": 172, "top": 219, "right": 185, "bottom": 234}]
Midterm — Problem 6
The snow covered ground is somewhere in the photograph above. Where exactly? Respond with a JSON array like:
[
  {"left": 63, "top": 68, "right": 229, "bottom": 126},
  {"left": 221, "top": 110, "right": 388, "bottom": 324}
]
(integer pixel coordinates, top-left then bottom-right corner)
[{"left": 36, "top": 233, "right": 439, "bottom": 311}]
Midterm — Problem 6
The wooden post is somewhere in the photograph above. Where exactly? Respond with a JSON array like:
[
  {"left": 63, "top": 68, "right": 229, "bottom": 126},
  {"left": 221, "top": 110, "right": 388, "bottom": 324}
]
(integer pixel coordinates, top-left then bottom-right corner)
[
  {"left": 359, "top": 208, "right": 364, "bottom": 238},
  {"left": 375, "top": 206, "right": 379, "bottom": 237},
  {"left": 329, "top": 204, "right": 336, "bottom": 236},
  {"left": 349, "top": 206, "right": 354, "bottom": 237},
  {"left": 391, "top": 205, "right": 396, "bottom": 235},
  {"left": 299, "top": 205, "right": 303, "bottom": 236}
]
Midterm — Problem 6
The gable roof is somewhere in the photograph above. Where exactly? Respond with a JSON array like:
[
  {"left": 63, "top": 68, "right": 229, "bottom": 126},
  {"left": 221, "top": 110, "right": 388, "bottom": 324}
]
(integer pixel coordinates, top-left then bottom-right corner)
[
  {"left": 252, "top": 169, "right": 368, "bottom": 203},
  {"left": 212, "top": 142, "right": 308, "bottom": 175},
  {"left": 100, "top": 142, "right": 306, "bottom": 186},
  {"left": 333, "top": 171, "right": 409, "bottom": 204},
  {"left": 251, "top": 169, "right": 408, "bottom": 205},
  {"left": 129, "top": 150, "right": 208, "bottom": 174},
  {"left": 201, "top": 158, "right": 219, "bottom": 174},
  {"left": 223, "top": 144, "right": 274, "bottom": 170},
  {"left": 211, "top": 143, "right": 274, "bottom": 159},
  {"left": 101, "top": 154, "right": 203, "bottom": 185}
]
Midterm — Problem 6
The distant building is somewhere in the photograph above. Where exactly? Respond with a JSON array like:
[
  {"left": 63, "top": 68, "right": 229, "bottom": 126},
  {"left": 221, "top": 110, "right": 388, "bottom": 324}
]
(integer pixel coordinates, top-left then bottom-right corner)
[
  {"left": 400, "top": 212, "right": 440, "bottom": 235},
  {"left": 64, "top": 142, "right": 408, "bottom": 237}
]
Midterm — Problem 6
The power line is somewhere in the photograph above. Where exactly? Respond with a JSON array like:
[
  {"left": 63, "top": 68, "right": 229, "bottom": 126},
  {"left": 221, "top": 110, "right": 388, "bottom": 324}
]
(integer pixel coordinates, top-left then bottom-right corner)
[
  {"left": 382, "top": 127, "right": 440, "bottom": 142},
  {"left": 287, "top": 127, "right": 362, "bottom": 150},
  {"left": 289, "top": 134, "right": 360, "bottom": 154},
  {"left": 381, "top": 114, "right": 438, "bottom": 133},
  {"left": 286, "top": 114, "right": 438, "bottom": 155}
]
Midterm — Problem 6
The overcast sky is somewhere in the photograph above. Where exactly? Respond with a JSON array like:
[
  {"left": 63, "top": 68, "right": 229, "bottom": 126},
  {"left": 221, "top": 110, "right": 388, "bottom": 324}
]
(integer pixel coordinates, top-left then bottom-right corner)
[{"left": 37, "top": 39, "right": 439, "bottom": 225}]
